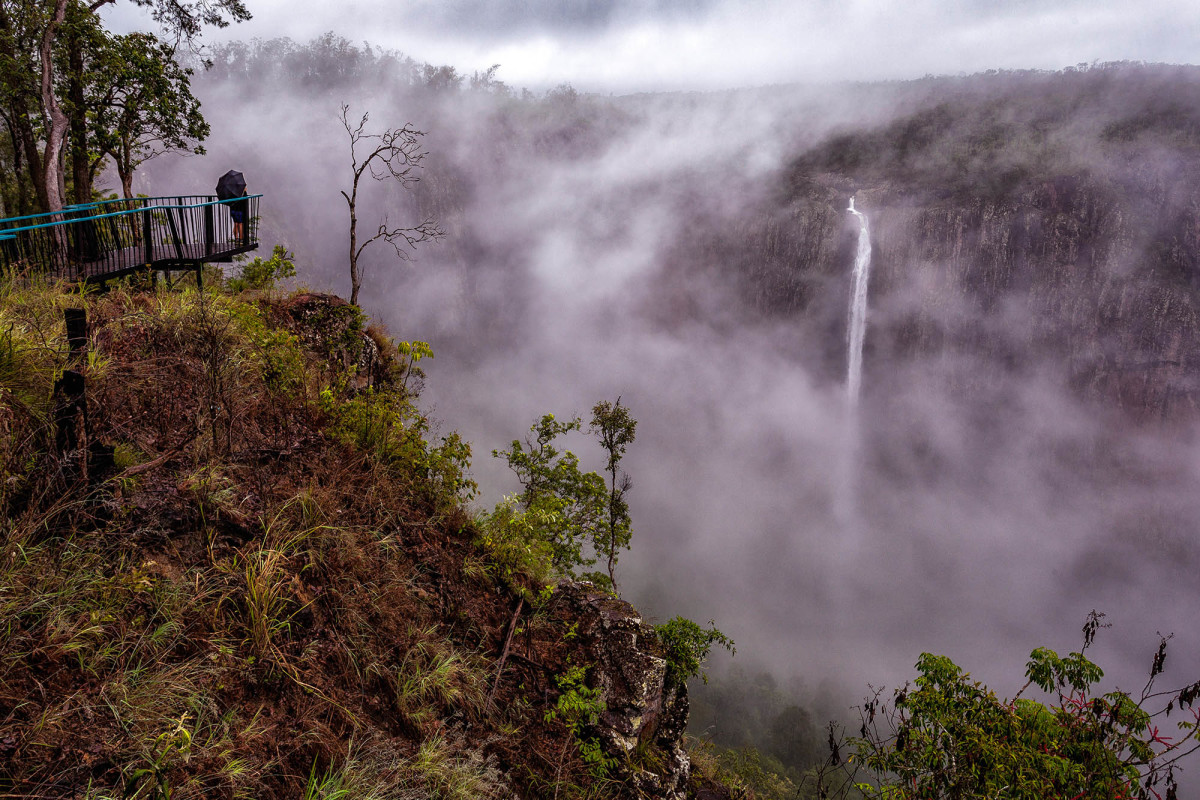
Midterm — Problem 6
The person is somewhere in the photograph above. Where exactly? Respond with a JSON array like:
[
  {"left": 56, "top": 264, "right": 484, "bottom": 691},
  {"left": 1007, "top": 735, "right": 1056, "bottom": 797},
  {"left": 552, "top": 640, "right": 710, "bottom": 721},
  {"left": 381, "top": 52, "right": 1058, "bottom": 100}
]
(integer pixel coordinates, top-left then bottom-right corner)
[
  {"left": 216, "top": 170, "right": 249, "bottom": 241},
  {"left": 231, "top": 186, "right": 248, "bottom": 241}
]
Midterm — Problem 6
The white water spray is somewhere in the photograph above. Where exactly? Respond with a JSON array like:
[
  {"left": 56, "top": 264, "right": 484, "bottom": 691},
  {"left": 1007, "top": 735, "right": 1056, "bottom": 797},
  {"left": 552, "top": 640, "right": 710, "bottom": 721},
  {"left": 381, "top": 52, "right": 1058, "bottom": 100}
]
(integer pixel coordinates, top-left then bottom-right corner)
[{"left": 846, "top": 197, "right": 872, "bottom": 405}]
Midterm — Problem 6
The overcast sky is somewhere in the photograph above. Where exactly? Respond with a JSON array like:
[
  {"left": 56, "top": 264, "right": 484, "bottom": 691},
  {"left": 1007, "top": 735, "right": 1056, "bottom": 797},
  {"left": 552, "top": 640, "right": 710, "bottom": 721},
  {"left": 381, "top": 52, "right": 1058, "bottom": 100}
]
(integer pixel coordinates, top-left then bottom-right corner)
[{"left": 105, "top": 0, "right": 1198, "bottom": 92}]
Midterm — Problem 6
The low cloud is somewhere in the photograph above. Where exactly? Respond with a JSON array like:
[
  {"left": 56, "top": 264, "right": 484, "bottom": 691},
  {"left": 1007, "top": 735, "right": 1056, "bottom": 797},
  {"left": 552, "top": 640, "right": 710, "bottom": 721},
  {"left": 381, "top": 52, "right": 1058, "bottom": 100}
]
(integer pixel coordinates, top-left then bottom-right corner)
[{"left": 100, "top": 0, "right": 1200, "bottom": 92}]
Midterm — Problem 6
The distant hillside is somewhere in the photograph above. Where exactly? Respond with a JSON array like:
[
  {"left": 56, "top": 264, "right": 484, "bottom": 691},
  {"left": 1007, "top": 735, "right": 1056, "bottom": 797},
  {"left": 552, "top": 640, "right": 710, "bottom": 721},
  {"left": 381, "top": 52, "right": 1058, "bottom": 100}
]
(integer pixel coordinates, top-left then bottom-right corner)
[
  {"left": 183, "top": 51, "right": 1200, "bottom": 422},
  {"left": 654, "top": 63, "right": 1200, "bottom": 419}
]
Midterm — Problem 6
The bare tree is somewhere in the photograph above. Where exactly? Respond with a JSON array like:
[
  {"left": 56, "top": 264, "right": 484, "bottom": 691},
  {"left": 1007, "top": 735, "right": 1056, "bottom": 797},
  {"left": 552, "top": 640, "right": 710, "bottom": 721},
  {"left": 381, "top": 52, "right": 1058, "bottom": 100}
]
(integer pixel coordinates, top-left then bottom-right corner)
[{"left": 340, "top": 103, "right": 442, "bottom": 306}]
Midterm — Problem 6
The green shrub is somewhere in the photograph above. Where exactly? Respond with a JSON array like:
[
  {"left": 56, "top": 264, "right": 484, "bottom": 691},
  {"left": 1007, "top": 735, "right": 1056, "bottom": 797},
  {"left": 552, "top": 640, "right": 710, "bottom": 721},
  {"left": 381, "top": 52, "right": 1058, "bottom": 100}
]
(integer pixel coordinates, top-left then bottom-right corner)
[
  {"left": 491, "top": 413, "right": 608, "bottom": 583},
  {"left": 474, "top": 494, "right": 559, "bottom": 592},
  {"left": 840, "top": 615, "right": 1200, "bottom": 800},
  {"left": 227, "top": 245, "right": 296, "bottom": 293},
  {"left": 319, "top": 385, "right": 476, "bottom": 505},
  {"left": 545, "top": 664, "right": 616, "bottom": 779},
  {"left": 655, "top": 617, "right": 734, "bottom": 689},
  {"left": 717, "top": 746, "right": 798, "bottom": 800}
]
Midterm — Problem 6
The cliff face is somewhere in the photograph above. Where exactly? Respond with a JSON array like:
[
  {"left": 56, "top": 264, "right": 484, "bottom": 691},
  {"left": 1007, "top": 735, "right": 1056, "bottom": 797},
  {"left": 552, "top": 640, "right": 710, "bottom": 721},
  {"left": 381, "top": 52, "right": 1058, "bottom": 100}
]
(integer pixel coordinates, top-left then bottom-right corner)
[
  {"left": 659, "top": 66, "right": 1200, "bottom": 422},
  {"left": 842, "top": 169, "right": 1199, "bottom": 418},
  {"left": 556, "top": 582, "right": 691, "bottom": 798}
]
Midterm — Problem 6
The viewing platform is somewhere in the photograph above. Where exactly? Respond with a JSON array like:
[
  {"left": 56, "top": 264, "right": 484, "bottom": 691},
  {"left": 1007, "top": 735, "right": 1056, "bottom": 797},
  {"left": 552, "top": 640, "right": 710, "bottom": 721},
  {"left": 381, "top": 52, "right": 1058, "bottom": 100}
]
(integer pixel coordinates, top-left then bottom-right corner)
[{"left": 0, "top": 194, "right": 262, "bottom": 285}]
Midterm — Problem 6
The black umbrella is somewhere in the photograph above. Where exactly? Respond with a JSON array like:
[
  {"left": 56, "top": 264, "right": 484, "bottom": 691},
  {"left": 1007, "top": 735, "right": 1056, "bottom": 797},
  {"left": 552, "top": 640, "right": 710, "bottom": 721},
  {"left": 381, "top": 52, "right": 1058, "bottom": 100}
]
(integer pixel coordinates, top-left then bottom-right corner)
[{"left": 215, "top": 170, "right": 246, "bottom": 200}]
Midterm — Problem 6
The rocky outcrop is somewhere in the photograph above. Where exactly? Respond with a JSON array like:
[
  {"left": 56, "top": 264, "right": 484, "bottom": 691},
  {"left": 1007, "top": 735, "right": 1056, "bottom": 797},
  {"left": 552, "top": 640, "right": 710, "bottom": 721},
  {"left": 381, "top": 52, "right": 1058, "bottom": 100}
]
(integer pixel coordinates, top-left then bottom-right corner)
[
  {"left": 269, "top": 292, "right": 392, "bottom": 389},
  {"left": 555, "top": 581, "right": 691, "bottom": 800}
]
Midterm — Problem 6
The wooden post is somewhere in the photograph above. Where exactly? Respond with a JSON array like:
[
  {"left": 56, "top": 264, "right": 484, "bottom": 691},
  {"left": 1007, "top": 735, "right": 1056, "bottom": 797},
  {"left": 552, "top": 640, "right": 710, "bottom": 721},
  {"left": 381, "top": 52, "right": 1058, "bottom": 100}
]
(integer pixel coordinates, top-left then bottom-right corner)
[
  {"left": 142, "top": 208, "right": 153, "bottom": 265},
  {"left": 165, "top": 206, "right": 184, "bottom": 261},
  {"left": 204, "top": 203, "right": 214, "bottom": 256},
  {"left": 65, "top": 307, "right": 86, "bottom": 357},
  {"left": 53, "top": 307, "right": 88, "bottom": 479}
]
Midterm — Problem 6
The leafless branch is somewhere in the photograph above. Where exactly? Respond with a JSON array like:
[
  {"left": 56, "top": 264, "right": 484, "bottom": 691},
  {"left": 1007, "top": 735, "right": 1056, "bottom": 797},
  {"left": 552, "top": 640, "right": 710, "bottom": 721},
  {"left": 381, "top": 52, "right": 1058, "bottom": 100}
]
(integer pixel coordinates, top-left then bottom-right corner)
[
  {"left": 341, "top": 103, "right": 426, "bottom": 183},
  {"left": 356, "top": 217, "right": 443, "bottom": 263}
]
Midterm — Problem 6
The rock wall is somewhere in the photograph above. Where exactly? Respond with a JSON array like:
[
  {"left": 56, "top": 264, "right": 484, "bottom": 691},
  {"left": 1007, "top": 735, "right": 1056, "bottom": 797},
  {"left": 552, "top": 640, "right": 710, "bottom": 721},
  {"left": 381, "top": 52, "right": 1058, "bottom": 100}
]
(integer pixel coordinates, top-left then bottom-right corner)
[
  {"left": 554, "top": 582, "right": 691, "bottom": 800},
  {"left": 864, "top": 169, "right": 1200, "bottom": 418},
  {"left": 676, "top": 162, "right": 1200, "bottom": 421}
]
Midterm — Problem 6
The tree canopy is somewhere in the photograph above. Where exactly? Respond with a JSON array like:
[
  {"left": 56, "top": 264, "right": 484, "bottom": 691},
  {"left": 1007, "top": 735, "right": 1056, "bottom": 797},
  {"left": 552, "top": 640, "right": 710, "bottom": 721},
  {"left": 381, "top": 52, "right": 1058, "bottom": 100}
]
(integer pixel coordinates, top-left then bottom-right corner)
[
  {"left": 823, "top": 613, "right": 1200, "bottom": 800},
  {"left": 0, "top": 0, "right": 246, "bottom": 214},
  {"left": 87, "top": 30, "right": 208, "bottom": 199},
  {"left": 489, "top": 406, "right": 640, "bottom": 591}
]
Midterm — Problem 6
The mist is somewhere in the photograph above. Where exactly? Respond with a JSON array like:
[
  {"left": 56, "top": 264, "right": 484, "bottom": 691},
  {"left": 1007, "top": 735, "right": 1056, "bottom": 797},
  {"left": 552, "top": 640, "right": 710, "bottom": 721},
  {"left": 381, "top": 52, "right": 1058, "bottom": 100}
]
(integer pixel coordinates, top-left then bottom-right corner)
[
  {"left": 103, "top": 0, "right": 1200, "bottom": 93},
  {"left": 138, "top": 46, "right": 1200, "bottom": 729}
]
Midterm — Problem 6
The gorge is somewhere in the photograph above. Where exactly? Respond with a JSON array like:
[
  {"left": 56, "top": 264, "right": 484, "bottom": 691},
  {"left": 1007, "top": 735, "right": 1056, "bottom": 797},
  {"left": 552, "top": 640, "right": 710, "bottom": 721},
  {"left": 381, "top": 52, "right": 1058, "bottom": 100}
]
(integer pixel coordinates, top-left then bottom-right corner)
[{"left": 139, "top": 48, "right": 1200, "bottom": 786}]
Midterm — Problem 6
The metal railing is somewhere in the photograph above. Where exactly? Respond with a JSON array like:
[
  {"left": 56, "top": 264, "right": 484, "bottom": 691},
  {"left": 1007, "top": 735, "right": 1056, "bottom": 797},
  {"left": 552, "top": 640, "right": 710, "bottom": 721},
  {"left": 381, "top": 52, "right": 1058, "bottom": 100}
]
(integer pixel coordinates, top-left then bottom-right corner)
[{"left": 0, "top": 194, "right": 262, "bottom": 282}]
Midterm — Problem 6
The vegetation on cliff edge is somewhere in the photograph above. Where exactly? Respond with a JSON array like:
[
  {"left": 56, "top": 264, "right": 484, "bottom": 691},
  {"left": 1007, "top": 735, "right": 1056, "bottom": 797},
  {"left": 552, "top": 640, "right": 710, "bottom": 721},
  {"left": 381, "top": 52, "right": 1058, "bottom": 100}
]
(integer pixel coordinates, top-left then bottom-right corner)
[{"left": 0, "top": 267, "right": 705, "bottom": 799}]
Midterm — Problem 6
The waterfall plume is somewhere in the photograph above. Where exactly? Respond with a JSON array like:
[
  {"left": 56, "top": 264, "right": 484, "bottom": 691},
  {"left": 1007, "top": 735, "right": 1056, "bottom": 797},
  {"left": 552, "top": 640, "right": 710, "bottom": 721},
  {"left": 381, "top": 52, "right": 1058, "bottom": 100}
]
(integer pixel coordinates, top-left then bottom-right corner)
[
  {"left": 835, "top": 196, "right": 874, "bottom": 530},
  {"left": 846, "top": 197, "right": 872, "bottom": 405}
]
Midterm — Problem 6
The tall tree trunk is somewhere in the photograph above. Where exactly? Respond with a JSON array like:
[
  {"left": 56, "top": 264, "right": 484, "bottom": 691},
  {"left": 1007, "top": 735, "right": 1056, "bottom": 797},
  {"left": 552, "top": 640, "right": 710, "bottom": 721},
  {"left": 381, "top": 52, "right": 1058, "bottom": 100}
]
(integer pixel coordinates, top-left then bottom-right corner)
[
  {"left": 57, "top": 142, "right": 66, "bottom": 201},
  {"left": 345, "top": 187, "right": 361, "bottom": 305},
  {"left": 67, "top": 23, "right": 89, "bottom": 205},
  {"left": 118, "top": 165, "right": 133, "bottom": 200},
  {"left": 4, "top": 109, "right": 32, "bottom": 215},
  {"left": 39, "top": 0, "right": 70, "bottom": 213},
  {"left": 118, "top": 135, "right": 133, "bottom": 198},
  {"left": 14, "top": 108, "right": 46, "bottom": 212},
  {"left": 349, "top": 211, "right": 361, "bottom": 305},
  {"left": 0, "top": 7, "right": 43, "bottom": 213}
]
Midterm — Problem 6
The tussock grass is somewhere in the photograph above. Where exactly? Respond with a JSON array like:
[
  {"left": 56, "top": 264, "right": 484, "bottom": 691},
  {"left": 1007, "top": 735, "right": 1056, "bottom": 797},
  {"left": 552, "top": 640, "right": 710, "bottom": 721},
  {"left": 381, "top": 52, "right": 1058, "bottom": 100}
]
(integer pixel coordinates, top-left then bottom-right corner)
[
  {"left": 299, "top": 736, "right": 506, "bottom": 800},
  {"left": 392, "top": 626, "right": 488, "bottom": 731}
]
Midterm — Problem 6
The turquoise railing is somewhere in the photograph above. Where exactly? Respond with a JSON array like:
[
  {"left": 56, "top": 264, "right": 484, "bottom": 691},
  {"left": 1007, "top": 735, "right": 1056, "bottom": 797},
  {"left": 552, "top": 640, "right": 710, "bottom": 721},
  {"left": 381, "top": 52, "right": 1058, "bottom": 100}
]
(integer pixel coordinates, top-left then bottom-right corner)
[{"left": 0, "top": 194, "right": 262, "bottom": 282}]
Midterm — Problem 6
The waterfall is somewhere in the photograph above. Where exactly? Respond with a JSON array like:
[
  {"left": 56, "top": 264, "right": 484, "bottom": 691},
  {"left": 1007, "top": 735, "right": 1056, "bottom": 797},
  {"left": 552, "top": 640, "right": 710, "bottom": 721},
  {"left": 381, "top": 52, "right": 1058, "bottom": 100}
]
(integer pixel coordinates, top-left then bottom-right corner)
[
  {"left": 846, "top": 197, "right": 872, "bottom": 405},
  {"left": 835, "top": 196, "right": 873, "bottom": 529}
]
